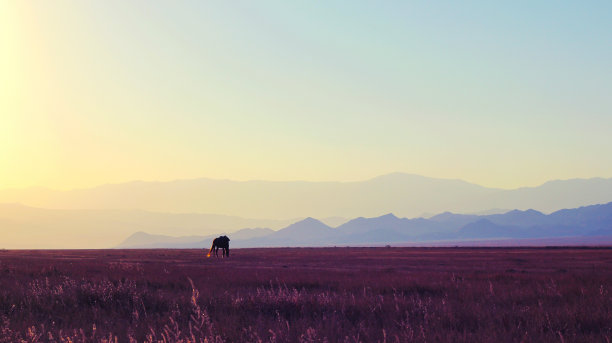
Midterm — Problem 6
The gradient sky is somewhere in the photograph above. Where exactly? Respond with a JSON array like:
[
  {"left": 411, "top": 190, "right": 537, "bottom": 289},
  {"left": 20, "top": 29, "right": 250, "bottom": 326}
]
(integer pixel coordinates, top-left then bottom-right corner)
[{"left": 2, "top": 1, "right": 611, "bottom": 190}]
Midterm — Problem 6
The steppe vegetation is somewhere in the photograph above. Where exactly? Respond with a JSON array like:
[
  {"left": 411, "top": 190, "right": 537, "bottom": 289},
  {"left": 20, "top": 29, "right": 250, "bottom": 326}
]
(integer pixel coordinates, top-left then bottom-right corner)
[{"left": 1, "top": 247, "right": 611, "bottom": 342}]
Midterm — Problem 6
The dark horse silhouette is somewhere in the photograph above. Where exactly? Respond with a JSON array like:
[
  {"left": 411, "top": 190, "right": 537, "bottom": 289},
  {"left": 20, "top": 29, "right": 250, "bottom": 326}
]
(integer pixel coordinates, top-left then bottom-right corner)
[{"left": 207, "top": 235, "right": 230, "bottom": 258}]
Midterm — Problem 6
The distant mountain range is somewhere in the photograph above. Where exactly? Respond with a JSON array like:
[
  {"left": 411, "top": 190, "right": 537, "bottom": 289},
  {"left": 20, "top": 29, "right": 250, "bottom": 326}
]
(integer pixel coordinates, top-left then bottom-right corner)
[
  {"left": 116, "top": 228, "right": 274, "bottom": 249},
  {"left": 2, "top": 174, "right": 612, "bottom": 219},
  {"left": 0, "top": 203, "right": 314, "bottom": 249},
  {"left": 119, "top": 202, "right": 612, "bottom": 248},
  {"left": 3, "top": 174, "right": 612, "bottom": 248}
]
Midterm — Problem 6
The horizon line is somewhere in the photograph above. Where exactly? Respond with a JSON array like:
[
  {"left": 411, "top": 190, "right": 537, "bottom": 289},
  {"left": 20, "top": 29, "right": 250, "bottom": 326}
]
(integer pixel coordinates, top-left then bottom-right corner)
[{"left": 1, "top": 172, "right": 611, "bottom": 193}]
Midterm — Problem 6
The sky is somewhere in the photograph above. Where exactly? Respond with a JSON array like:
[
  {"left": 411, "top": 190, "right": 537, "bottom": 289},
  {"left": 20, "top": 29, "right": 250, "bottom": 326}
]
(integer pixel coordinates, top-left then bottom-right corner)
[{"left": 2, "top": 1, "right": 611, "bottom": 190}]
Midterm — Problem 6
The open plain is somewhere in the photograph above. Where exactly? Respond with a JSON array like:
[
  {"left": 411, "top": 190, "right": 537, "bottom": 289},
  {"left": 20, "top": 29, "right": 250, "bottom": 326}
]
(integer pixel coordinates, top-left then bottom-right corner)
[{"left": 1, "top": 247, "right": 612, "bottom": 342}]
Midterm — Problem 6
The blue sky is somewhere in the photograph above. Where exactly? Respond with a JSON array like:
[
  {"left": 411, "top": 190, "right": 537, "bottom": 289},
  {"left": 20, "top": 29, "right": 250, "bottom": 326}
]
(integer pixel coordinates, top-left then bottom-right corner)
[{"left": 1, "top": 1, "right": 611, "bottom": 189}]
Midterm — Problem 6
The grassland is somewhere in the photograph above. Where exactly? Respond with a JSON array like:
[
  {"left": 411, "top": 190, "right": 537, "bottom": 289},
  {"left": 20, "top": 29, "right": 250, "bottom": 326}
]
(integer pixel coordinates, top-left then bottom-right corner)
[{"left": 1, "top": 247, "right": 612, "bottom": 342}]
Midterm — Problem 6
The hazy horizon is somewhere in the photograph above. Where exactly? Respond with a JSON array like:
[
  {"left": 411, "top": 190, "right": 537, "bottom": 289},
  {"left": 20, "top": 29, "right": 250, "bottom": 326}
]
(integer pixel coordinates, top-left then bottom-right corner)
[
  {"left": 2, "top": 172, "right": 612, "bottom": 193},
  {"left": 2, "top": 173, "right": 612, "bottom": 248}
]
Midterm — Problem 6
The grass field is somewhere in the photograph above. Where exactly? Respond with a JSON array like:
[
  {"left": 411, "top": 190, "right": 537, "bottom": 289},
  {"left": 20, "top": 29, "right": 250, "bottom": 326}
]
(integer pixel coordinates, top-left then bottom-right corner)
[{"left": 1, "top": 247, "right": 612, "bottom": 342}]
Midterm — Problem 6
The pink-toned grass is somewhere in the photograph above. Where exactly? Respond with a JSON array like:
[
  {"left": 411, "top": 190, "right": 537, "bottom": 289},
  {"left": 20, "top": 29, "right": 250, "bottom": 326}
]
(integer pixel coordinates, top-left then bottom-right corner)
[{"left": 1, "top": 247, "right": 612, "bottom": 342}]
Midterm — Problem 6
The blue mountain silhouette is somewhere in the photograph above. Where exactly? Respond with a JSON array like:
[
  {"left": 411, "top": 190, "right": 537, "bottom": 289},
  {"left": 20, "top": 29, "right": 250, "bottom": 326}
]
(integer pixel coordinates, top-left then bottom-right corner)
[{"left": 119, "top": 202, "right": 612, "bottom": 248}]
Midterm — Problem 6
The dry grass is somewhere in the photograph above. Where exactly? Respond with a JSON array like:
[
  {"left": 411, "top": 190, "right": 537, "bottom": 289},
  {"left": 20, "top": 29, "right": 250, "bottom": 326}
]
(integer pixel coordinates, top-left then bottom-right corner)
[{"left": 1, "top": 247, "right": 612, "bottom": 342}]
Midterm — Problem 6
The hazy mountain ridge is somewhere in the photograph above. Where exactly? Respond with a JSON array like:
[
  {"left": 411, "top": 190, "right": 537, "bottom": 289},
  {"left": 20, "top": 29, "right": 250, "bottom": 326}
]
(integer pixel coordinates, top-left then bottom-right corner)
[
  {"left": 120, "top": 202, "right": 612, "bottom": 248},
  {"left": 116, "top": 227, "right": 275, "bottom": 249},
  {"left": 117, "top": 232, "right": 210, "bottom": 249},
  {"left": 0, "top": 203, "right": 293, "bottom": 249},
  {"left": 3, "top": 174, "right": 612, "bottom": 219},
  {"left": 3, "top": 173, "right": 612, "bottom": 248}
]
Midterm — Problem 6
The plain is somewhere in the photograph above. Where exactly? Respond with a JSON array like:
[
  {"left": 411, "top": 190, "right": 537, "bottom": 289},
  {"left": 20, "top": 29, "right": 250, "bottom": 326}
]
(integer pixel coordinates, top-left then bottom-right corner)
[{"left": 1, "top": 247, "right": 612, "bottom": 342}]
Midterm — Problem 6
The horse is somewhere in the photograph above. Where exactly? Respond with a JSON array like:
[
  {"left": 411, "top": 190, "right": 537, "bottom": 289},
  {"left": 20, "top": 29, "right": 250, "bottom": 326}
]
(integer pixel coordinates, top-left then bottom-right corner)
[{"left": 207, "top": 235, "right": 230, "bottom": 258}]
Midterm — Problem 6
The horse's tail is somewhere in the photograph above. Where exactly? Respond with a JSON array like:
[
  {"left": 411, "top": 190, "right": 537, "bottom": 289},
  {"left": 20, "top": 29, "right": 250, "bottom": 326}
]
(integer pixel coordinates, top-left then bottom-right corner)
[{"left": 207, "top": 242, "right": 214, "bottom": 258}]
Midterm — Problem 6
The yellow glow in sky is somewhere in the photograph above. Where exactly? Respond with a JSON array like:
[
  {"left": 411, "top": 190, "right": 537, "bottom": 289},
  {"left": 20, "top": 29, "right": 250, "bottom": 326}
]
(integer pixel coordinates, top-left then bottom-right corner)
[{"left": 2, "top": 2, "right": 612, "bottom": 190}]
